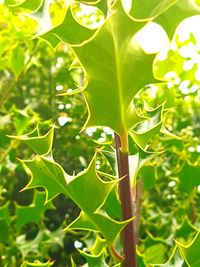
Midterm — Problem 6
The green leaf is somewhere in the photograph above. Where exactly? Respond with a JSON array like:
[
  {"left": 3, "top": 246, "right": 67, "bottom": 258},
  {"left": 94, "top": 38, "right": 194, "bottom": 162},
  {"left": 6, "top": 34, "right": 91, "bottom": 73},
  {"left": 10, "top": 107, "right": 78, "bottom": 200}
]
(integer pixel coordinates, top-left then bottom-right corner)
[
  {"left": 79, "top": 248, "right": 108, "bottom": 267},
  {"left": 145, "top": 243, "right": 168, "bottom": 265},
  {"left": 178, "top": 163, "right": 200, "bottom": 193},
  {"left": 176, "top": 231, "right": 200, "bottom": 267},
  {"left": 11, "top": 107, "right": 39, "bottom": 134},
  {"left": 17, "top": 230, "right": 44, "bottom": 258},
  {"left": 15, "top": 191, "right": 53, "bottom": 231},
  {"left": 129, "top": 146, "right": 157, "bottom": 186},
  {"left": 130, "top": 104, "right": 164, "bottom": 150},
  {"left": 103, "top": 187, "right": 122, "bottom": 219},
  {"left": 154, "top": 0, "right": 200, "bottom": 38},
  {"left": 23, "top": 154, "right": 118, "bottom": 211},
  {"left": 11, "top": 46, "right": 25, "bottom": 78},
  {"left": 70, "top": 0, "right": 158, "bottom": 136},
  {"left": 175, "top": 217, "right": 198, "bottom": 244},
  {"left": 128, "top": 0, "right": 200, "bottom": 38},
  {"left": 22, "top": 155, "right": 71, "bottom": 202},
  {"left": 140, "top": 234, "right": 170, "bottom": 265},
  {"left": 42, "top": 4, "right": 96, "bottom": 46},
  {"left": 128, "top": 0, "right": 177, "bottom": 20},
  {"left": 89, "top": 235, "right": 107, "bottom": 255},
  {"left": 67, "top": 159, "right": 119, "bottom": 214},
  {"left": 9, "top": 127, "right": 54, "bottom": 155},
  {"left": 39, "top": 32, "right": 61, "bottom": 49},
  {"left": 136, "top": 251, "right": 146, "bottom": 267},
  {"left": 10, "top": 0, "right": 43, "bottom": 12},
  {"left": 70, "top": 258, "right": 77, "bottom": 267},
  {"left": 0, "top": 202, "right": 10, "bottom": 242},
  {"left": 21, "top": 151, "right": 125, "bottom": 243},
  {"left": 154, "top": 232, "right": 200, "bottom": 266},
  {"left": 79, "top": 236, "right": 108, "bottom": 267},
  {"left": 153, "top": 246, "right": 184, "bottom": 266},
  {"left": 67, "top": 210, "right": 131, "bottom": 243},
  {"left": 21, "top": 260, "right": 54, "bottom": 267},
  {"left": 139, "top": 165, "right": 156, "bottom": 191}
]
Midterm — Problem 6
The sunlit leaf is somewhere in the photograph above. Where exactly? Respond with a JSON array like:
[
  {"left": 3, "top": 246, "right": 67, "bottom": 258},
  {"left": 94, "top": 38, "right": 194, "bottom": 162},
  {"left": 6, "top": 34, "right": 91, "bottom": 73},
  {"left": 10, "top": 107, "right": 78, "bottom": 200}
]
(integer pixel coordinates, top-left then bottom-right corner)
[
  {"left": 70, "top": 0, "right": 159, "bottom": 136},
  {"left": 9, "top": 127, "right": 54, "bottom": 155},
  {"left": 67, "top": 210, "right": 131, "bottom": 243},
  {"left": 21, "top": 259, "right": 54, "bottom": 267},
  {"left": 130, "top": 104, "right": 164, "bottom": 150},
  {"left": 175, "top": 217, "right": 198, "bottom": 244},
  {"left": 42, "top": 4, "right": 96, "bottom": 46},
  {"left": 175, "top": 231, "right": 200, "bottom": 267},
  {"left": 154, "top": 246, "right": 184, "bottom": 266},
  {"left": 128, "top": 0, "right": 177, "bottom": 20},
  {"left": 11, "top": 46, "right": 25, "bottom": 78}
]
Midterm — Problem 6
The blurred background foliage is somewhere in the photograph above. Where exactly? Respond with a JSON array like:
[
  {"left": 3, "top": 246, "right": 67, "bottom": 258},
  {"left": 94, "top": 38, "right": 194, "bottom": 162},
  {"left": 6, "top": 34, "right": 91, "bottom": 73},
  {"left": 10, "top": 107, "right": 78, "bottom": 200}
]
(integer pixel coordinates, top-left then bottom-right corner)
[{"left": 0, "top": 1, "right": 199, "bottom": 266}]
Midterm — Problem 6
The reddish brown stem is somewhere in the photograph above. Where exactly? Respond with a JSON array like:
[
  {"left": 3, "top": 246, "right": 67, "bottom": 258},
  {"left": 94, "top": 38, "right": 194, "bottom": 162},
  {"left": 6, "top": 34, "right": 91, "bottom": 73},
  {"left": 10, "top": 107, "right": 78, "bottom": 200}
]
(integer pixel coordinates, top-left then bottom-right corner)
[{"left": 114, "top": 133, "right": 137, "bottom": 267}]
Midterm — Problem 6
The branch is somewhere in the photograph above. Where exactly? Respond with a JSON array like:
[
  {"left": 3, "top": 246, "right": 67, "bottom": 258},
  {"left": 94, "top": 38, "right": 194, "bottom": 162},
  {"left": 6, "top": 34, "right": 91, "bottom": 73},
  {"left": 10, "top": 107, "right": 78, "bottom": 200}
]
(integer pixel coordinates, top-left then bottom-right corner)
[{"left": 114, "top": 133, "right": 137, "bottom": 267}]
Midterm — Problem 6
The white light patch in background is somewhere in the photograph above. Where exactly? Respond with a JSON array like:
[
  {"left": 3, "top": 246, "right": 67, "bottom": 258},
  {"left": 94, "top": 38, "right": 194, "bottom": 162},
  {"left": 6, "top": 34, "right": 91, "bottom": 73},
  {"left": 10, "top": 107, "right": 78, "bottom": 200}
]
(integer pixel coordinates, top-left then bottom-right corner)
[
  {"left": 74, "top": 240, "right": 83, "bottom": 249},
  {"left": 198, "top": 185, "right": 200, "bottom": 193},
  {"left": 76, "top": 3, "right": 104, "bottom": 29},
  {"left": 168, "top": 181, "right": 176, "bottom": 187},
  {"left": 58, "top": 104, "right": 65, "bottom": 110},
  {"left": 56, "top": 85, "right": 64, "bottom": 91},
  {"left": 58, "top": 116, "right": 72, "bottom": 126},
  {"left": 172, "top": 15, "right": 200, "bottom": 46},
  {"left": 135, "top": 22, "right": 170, "bottom": 54},
  {"left": 121, "top": 0, "right": 132, "bottom": 13},
  {"left": 85, "top": 127, "right": 97, "bottom": 137}
]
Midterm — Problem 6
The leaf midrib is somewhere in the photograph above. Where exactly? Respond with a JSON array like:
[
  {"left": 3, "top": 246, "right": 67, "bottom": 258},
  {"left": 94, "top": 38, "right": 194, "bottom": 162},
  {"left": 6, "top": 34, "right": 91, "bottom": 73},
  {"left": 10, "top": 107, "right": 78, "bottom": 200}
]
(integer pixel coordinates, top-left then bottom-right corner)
[{"left": 109, "top": 20, "right": 125, "bottom": 135}]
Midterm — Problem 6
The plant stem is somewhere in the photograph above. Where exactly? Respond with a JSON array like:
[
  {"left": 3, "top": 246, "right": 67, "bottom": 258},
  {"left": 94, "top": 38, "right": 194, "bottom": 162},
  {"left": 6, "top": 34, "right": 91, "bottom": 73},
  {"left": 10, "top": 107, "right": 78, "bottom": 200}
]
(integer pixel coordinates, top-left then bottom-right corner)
[{"left": 114, "top": 133, "right": 137, "bottom": 267}]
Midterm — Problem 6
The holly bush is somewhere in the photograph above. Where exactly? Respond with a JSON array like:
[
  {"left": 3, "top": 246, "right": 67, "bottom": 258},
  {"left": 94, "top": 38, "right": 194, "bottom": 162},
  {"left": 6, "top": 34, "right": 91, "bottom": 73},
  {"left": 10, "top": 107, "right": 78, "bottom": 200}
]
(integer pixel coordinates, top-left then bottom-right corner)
[{"left": 0, "top": 1, "right": 200, "bottom": 266}]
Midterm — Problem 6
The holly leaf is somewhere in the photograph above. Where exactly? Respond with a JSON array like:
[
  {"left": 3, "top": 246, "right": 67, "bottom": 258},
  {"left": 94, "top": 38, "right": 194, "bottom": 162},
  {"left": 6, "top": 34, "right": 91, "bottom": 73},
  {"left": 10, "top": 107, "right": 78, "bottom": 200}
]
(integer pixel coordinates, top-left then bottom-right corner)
[
  {"left": 69, "top": 0, "right": 159, "bottom": 136},
  {"left": 70, "top": 258, "right": 77, "bottom": 267},
  {"left": 16, "top": 230, "right": 44, "bottom": 258},
  {"left": 175, "top": 231, "right": 200, "bottom": 267},
  {"left": 154, "top": 0, "right": 200, "bottom": 38},
  {"left": 129, "top": 146, "right": 158, "bottom": 186},
  {"left": 130, "top": 104, "right": 164, "bottom": 150},
  {"left": 10, "top": 0, "right": 43, "bottom": 12},
  {"left": 11, "top": 46, "right": 25, "bottom": 78},
  {"left": 178, "top": 163, "right": 200, "bottom": 193},
  {"left": 66, "top": 210, "right": 131, "bottom": 243},
  {"left": 175, "top": 217, "right": 198, "bottom": 244},
  {"left": 20, "top": 151, "right": 126, "bottom": 243},
  {"left": 128, "top": 0, "right": 177, "bottom": 20},
  {"left": 140, "top": 233, "right": 170, "bottom": 265},
  {"left": 89, "top": 235, "right": 107, "bottom": 255},
  {"left": 139, "top": 165, "right": 156, "bottom": 191},
  {"left": 79, "top": 249, "right": 108, "bottom": 267},
  {"left": 79, "top": 236, "right": 108, "bottom": 267},
  {"left": 126, "top": 0, "right": 200, "bottom": 39},
  {"left": 21, "top": 260, "right": 54, "bottom": 267},
  {"left": 15, "top": 191, "right": 53, "bottom": 231},
  {"left": 41, "top": 4, "right": 96, "bottom": 46},
  {"left": 9, "top": 127, "right": 54, "bottom": 155},
  {"left": 153, "top": 246, "right": 184, "bottom": 266}
]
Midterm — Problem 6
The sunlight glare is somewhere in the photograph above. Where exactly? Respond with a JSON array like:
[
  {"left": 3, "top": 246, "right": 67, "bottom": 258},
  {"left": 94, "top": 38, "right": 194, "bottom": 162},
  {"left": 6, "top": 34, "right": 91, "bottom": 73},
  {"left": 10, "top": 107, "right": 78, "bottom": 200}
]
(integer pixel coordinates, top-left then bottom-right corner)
[
  {"left": 135, "top": 22, "right": 169, "bottom": 54},
  {"left": 121, "top": 0, "right": 132, "bottom": 13},
  {"left": 172, "top": 15, "right": 200, "bottom": 46}
]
